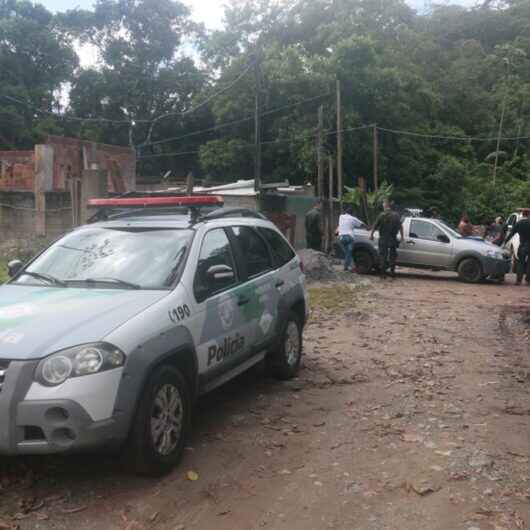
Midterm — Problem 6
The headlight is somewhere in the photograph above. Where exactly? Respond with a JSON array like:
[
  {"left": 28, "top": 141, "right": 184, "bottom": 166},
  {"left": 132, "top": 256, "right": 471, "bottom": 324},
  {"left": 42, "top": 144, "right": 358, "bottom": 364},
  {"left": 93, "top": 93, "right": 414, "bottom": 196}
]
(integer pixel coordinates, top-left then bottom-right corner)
[{"left": 36, "top": 343, "right": 125, "bottom": 387}]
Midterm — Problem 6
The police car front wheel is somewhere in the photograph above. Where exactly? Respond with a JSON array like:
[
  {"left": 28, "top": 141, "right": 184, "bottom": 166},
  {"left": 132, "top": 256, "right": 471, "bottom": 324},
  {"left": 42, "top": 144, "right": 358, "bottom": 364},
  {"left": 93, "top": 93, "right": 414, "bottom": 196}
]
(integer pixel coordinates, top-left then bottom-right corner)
[{"left": 124, "top": 365, "right": 191, "bottom": 476}]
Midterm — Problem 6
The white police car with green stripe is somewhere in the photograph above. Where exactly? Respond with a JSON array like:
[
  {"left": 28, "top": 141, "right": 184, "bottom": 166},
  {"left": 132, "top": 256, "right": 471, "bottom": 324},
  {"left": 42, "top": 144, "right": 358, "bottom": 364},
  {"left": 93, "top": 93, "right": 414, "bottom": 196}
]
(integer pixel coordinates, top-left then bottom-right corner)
[{"left": 0, "top": 196, "right": 308, "bottom": 475}]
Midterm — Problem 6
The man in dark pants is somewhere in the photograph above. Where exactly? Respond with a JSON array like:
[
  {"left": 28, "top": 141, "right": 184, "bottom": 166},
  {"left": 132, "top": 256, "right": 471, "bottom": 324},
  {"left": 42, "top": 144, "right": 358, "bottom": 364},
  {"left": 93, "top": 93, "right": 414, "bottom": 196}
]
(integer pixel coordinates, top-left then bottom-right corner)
[
  {"left": 305, "top": 200, "right": 322, "bottom": 251},
  {"left": 370, "top": 199, "right": 404, "bottom": 278},
  {"left": 505, "top": 209, "right": 530, "bottom": 285}
]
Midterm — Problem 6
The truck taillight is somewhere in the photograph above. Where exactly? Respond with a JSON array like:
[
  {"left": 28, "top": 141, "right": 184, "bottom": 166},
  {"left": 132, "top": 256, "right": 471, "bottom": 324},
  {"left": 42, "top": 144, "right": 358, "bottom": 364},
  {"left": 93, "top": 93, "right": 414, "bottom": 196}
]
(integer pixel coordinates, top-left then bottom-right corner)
[{"left": 299, "top": 260, "right": 304, "bottom": 273}]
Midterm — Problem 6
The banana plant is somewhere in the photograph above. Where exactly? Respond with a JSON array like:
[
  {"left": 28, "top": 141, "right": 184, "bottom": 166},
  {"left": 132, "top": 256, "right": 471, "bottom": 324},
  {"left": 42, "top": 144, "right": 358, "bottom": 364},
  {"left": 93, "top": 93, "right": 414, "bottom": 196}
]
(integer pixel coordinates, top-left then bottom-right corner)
[{"left": 343, "top": 181, "right": 394, "bottom": 225}]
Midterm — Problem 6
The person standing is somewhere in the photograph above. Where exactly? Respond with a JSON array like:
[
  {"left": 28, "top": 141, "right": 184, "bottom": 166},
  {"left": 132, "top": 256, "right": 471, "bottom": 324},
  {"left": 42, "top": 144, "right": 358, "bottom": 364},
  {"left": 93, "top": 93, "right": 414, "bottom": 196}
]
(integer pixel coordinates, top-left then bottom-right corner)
[
  {"left": 458, "top": 214, "right": 473, "bottom": 237},
  {"left": 305, "top": 200, "right": 323, "bottom": 251},
  {"left": 505, "top": 209, "right": 530, "bottom": 285},
  {"left": 336, "top": 205, "right": 364, "bottom": 272},
  {"left": 485, "top": 216, "right": 505, "bottom": 246},
  {"left": 370, "top": 199, "right": 404, "bottom": 278}
]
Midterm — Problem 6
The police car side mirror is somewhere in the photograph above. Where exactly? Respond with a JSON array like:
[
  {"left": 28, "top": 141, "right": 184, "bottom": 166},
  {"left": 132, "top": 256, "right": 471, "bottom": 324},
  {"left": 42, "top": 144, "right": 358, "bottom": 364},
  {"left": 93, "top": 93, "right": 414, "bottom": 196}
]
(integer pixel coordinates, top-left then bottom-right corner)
[
  {"left": 207, "top": 264, "right": 235, "bottom": 284},
  {"left": 7, "top": 259, "right": 23, "bottom": 278}
]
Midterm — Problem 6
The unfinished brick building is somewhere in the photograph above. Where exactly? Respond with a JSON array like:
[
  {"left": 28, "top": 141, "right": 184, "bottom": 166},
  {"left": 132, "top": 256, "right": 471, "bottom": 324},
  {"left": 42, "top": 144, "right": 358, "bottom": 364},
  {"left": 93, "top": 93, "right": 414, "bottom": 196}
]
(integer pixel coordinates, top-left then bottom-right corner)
[{"left": 0, "top": 136, "right": 136, "bottom": 241}]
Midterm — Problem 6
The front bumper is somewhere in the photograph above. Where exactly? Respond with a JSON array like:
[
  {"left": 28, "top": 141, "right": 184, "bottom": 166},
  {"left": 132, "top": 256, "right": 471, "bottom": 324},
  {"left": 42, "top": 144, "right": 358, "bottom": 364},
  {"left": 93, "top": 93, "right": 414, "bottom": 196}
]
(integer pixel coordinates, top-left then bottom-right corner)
[
  {"left": 0, "top": 361, "right": 126, "bottom": 455},
  {"left": 481, "top": 256, "right": 511, "bottom": 277}
]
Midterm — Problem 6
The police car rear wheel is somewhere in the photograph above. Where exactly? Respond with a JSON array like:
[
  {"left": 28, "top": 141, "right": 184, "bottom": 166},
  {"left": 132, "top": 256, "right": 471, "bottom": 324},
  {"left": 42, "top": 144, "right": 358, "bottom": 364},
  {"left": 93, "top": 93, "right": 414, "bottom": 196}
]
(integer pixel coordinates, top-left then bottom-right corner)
[
  {"left": 124, "top": 365, "right": 190, "bottom": 476},
  {"left": 270, "top": 311, "right": 302, "bottom": 380}
]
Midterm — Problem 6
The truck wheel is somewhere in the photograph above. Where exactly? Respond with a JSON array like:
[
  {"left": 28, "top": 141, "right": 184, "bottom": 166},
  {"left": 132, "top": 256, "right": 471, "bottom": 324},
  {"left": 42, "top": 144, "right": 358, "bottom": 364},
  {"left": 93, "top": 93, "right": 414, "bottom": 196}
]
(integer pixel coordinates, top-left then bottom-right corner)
[
  {"left": 457, "top": 258, "right": 482, "bottom": 283},
  {"left": 124, "top": 365, "right": 190, "bottom": 476},
  {"left": 354, "top": 249, "right": 375, "bottom": 274},
  {"left": 268, "top": 311, "right": 303, "bottom": 380}
]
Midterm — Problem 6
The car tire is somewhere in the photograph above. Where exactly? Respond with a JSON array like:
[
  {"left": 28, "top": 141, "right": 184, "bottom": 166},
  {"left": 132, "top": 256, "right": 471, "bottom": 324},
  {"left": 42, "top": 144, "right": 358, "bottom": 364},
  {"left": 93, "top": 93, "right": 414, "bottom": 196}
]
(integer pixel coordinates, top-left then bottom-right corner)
[
  {"left": 123, "top": 365, "right": 190, "bottom": 476},
  {"left": 354, "top": 249, "right": 375, "bottom": 274},
  {"left": 457, "top": 258, "right": 482, "bottom": 283},
  {"left": 268, "top": 311, "right": 303, "bottom": 380}
]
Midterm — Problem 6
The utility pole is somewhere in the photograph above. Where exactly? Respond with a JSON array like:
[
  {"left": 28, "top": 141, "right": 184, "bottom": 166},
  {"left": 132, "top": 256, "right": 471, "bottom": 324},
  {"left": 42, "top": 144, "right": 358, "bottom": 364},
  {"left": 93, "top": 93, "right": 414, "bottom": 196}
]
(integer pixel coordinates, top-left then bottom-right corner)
[
  {"left": 254, "top": 58, "right": 262, "bottom": 192},
  {"left": 493, "top": 57, "right": 510, "bottom": 187},
  {"left": 317, "top": 105, "right": 324, "bottom": 198},
  {"left": 336, "top": 80, "right": 343, "bottom": 203},
  {"left": 373, "top": 124, "right": 379, "bottom": 191},
  {"left": 327, "top": 155, "right": 334, "bottom": 254}
]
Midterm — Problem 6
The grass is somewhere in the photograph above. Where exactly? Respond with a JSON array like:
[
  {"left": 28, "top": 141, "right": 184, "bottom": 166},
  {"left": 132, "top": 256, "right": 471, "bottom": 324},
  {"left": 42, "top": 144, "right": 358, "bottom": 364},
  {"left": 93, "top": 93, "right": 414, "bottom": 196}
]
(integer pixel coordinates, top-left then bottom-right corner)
[
  {"left": 308, "top": 282, "right": 367, "bottom": 313},
  {"left": 0, "top": 257, "right": 8, "bottom": 283}
]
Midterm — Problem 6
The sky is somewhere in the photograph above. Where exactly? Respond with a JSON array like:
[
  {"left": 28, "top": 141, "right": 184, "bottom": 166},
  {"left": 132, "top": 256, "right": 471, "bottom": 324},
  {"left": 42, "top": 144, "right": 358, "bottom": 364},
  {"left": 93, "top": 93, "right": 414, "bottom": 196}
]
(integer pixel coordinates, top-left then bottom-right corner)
[
  {"left": 41, "top": 0, "right": 479, "bottom": 31},
  {"left": 41, "top": 0, "right": 478, "bottom": 67}
]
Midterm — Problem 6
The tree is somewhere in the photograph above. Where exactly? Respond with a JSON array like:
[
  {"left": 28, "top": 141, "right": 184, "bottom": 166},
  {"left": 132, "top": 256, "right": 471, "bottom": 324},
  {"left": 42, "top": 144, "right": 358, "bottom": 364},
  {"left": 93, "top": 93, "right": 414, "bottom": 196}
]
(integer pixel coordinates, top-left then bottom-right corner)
[{"left": 0, "top": 0, "right": 77, "bottom": 148}]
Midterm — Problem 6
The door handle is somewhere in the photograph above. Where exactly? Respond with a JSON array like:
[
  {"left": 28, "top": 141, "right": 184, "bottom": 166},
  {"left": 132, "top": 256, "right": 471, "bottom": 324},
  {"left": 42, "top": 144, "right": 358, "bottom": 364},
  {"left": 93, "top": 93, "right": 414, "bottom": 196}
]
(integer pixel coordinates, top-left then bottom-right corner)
[
  {"left": 275, "top": 280, "right": 285, "bottom": 288},
  {"left": 406, "top": 240, "right": 415, "bottom": 245},
  {"left": 238, "top": 296, "right": 250, "bottom": 306}
]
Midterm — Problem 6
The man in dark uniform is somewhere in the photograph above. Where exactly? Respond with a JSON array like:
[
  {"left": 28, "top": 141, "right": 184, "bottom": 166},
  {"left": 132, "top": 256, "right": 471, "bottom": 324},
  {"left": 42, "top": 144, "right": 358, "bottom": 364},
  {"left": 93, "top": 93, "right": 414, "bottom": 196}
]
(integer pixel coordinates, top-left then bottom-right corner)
[
  {"left": 505, "top": 209, "right": 530, "bottom": 285},
  {"left": 370, "top": 199, "right": 404, "bottom": 278},
  {"left": 305, "top": 200, "right": 322, "bottom": 251}
]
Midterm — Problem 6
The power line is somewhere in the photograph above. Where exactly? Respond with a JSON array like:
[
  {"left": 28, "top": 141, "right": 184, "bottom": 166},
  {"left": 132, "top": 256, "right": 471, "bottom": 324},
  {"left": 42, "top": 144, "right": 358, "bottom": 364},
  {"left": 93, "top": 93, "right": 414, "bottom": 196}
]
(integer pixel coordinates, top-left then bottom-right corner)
[
  {"left": 140, "top": 60, "right": 256, "bottom": 145},
  {"left": 378, "top": 126, "right": 530, "bottom": 142},
  {"left": 139, "top": 92, "right": 332, "bottom": 149},
  {"left": 0, "top": 94, "right": 151, "bottom": 124},
  {"left": 0, "top": 60, "right": 256, "bottom": 128},
  {"left": 138, "top": 149, "right": 201, "bottom": 159},
  {"left": 136, "top": 124, "right": 373, "bottom": 159}
]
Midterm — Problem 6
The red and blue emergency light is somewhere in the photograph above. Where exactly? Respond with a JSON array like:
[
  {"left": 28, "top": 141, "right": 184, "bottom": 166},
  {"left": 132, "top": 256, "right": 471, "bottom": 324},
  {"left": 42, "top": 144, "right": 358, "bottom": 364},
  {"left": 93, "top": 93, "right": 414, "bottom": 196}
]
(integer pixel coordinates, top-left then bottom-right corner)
[{"left": 88, "top": 195, "right": 224, "bottom": 207}]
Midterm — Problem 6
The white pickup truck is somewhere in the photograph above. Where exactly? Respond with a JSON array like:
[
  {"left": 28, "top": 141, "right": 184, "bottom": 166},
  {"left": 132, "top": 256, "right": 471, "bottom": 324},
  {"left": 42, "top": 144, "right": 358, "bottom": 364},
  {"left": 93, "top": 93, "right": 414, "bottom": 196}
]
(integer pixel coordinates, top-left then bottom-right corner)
[{"left": 353, "top": 216, "right": 511, "bottom": 283}]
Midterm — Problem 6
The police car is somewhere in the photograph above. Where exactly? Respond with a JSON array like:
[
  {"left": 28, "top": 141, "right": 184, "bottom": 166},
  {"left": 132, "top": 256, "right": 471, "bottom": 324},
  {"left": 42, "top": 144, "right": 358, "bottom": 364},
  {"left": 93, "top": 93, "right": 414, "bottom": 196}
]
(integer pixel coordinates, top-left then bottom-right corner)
[{"left": 0, "top": 195, "right": 308, "bottom": 474}]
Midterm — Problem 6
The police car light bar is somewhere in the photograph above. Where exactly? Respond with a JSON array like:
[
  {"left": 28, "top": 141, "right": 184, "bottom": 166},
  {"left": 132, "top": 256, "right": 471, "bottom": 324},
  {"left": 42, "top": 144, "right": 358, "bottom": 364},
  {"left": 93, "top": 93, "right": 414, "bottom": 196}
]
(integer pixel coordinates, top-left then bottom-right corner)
[{"left": 88, "top": 195, "right": 224, "bottom": 207}]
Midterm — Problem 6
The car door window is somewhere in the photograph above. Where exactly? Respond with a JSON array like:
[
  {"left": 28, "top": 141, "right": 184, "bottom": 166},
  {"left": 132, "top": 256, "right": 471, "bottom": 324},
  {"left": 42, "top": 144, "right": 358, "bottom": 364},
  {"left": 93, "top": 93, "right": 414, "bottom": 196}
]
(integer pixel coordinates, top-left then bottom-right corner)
[
  {"left": 232, "top": 226, "right": 272, "bottom": 278},
  {"left": 194, "top": 229, "right": 237, "bottom": 303},
  {"left": 410, "top": 220, "right": 437, "bottom": 241},
  {"left": 257, "top": 227, "right": 295, "bottom": 268}
]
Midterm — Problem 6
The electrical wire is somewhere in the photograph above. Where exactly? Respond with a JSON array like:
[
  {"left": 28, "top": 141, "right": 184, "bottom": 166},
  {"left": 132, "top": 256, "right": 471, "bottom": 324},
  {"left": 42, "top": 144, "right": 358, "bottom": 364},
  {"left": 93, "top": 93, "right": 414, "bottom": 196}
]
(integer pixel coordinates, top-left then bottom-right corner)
[
  {"left": 136, "top": 124, "right": 373, "bottom": 159},
  {"left": 140, "top": 92, "right": 332, "bottom": 148},
  {"left": 140, "top": 60, "right": 256, "bottom": 145},
  {"left": 0, "top": 60, "right": 255, "bottom": 128},
  {"left": 378, "top": 126, "right": 530, "bottom": 142}
]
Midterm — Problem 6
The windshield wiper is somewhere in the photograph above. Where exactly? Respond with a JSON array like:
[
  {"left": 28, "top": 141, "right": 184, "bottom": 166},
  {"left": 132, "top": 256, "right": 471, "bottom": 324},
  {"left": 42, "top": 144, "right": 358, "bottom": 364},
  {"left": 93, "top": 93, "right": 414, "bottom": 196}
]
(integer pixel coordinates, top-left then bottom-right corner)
[
  {"left": 19, "top": 271, "right": 67, "bottom": 287},
  {"left": 78, "top": 277, "right": 141, "bottom": 290}
]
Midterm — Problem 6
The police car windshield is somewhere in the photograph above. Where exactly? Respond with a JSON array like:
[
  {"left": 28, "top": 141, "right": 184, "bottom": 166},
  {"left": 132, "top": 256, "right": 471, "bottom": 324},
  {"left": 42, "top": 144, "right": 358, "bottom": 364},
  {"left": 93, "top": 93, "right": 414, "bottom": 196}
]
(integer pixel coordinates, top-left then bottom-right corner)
[{"left": 14, "top": 227, "right": 193, "bottom": 290}]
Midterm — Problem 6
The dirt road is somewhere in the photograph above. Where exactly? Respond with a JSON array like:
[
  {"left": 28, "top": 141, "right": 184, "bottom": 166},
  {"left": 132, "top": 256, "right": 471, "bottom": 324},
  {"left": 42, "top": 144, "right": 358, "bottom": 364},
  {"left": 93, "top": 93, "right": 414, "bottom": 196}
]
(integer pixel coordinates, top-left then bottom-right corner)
[{"left": 2, "top": 271, "right": 530, "bottom": 530}]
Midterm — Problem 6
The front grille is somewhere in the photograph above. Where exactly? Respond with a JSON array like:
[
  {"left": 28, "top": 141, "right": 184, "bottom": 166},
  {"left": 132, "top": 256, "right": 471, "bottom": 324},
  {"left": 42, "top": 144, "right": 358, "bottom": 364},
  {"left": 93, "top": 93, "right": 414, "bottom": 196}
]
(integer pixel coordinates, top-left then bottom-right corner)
[{"left": 0, "top": 360, "right": 10, "bottom": 393}]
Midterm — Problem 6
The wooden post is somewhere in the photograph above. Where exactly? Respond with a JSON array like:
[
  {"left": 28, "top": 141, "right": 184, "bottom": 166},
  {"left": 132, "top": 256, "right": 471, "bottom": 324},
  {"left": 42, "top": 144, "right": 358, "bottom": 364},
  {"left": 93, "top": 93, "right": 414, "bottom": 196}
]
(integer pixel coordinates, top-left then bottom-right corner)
[
  {"left": 327, "top": 156, "right": 335, "bottom": 254},
  {"left": 373, "top": 124, "right": 379, "bottom": 191},
  {"left": 317, "top": 105, "right": 324, "bottom": 198},
  {"left": 336, "top": 80, "right": 343, "bottom": 203},
  {"left": 186, "top": 171, "right": 194, "bottom": 195},
  {"left": 254, "top": 58, "right": 262, "bottom": 193},
  {"left": 34, "top": 144, "right": 54, "bottom": 236}
]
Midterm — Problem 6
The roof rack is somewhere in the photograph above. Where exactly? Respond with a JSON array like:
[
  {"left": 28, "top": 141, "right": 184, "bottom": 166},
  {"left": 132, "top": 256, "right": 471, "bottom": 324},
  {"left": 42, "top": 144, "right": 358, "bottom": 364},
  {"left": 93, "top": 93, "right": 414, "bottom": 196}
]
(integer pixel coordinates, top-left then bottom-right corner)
[{"left": 200, "top": 207, "right": 267, "bottom": 222}]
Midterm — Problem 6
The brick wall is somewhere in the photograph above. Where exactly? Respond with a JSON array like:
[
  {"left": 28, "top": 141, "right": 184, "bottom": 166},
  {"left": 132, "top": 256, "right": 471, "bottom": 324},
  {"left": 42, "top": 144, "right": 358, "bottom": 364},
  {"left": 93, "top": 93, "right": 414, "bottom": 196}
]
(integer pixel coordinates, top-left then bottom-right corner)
[{"left": 0, "top": 151, "right": 35, "bottom": 191}]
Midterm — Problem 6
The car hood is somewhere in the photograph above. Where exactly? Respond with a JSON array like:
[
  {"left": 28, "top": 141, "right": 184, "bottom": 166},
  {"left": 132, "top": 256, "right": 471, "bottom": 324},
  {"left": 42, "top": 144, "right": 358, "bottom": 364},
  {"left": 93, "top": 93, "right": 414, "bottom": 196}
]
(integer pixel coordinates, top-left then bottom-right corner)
[
  {"left": 455, "top": 237, "right": 500, "bottom": 253},
  {"left": 0, "top": 285, "right": 169, "bottom": 360}
]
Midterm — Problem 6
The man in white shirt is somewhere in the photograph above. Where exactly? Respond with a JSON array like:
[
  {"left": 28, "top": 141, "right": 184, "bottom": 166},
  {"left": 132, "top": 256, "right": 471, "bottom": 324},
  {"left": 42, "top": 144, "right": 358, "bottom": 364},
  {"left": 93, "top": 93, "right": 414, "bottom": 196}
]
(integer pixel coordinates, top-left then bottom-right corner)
[{"left": 337, "top": 205, "right": 364, "bottom": 272}]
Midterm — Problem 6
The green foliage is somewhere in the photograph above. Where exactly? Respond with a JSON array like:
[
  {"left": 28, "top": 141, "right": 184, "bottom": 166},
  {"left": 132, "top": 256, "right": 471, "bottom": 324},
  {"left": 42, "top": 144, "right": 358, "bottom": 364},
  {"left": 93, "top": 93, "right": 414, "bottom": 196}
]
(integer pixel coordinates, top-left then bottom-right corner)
[
  {"left": 343, "top": 181, "right": 394, "bottom": 223},
  {"left": 198, "top": 139, "right": 251, "bottom": 181},
  {"left": 2, "top": 0, "right": 530, "bottom": 221}
]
